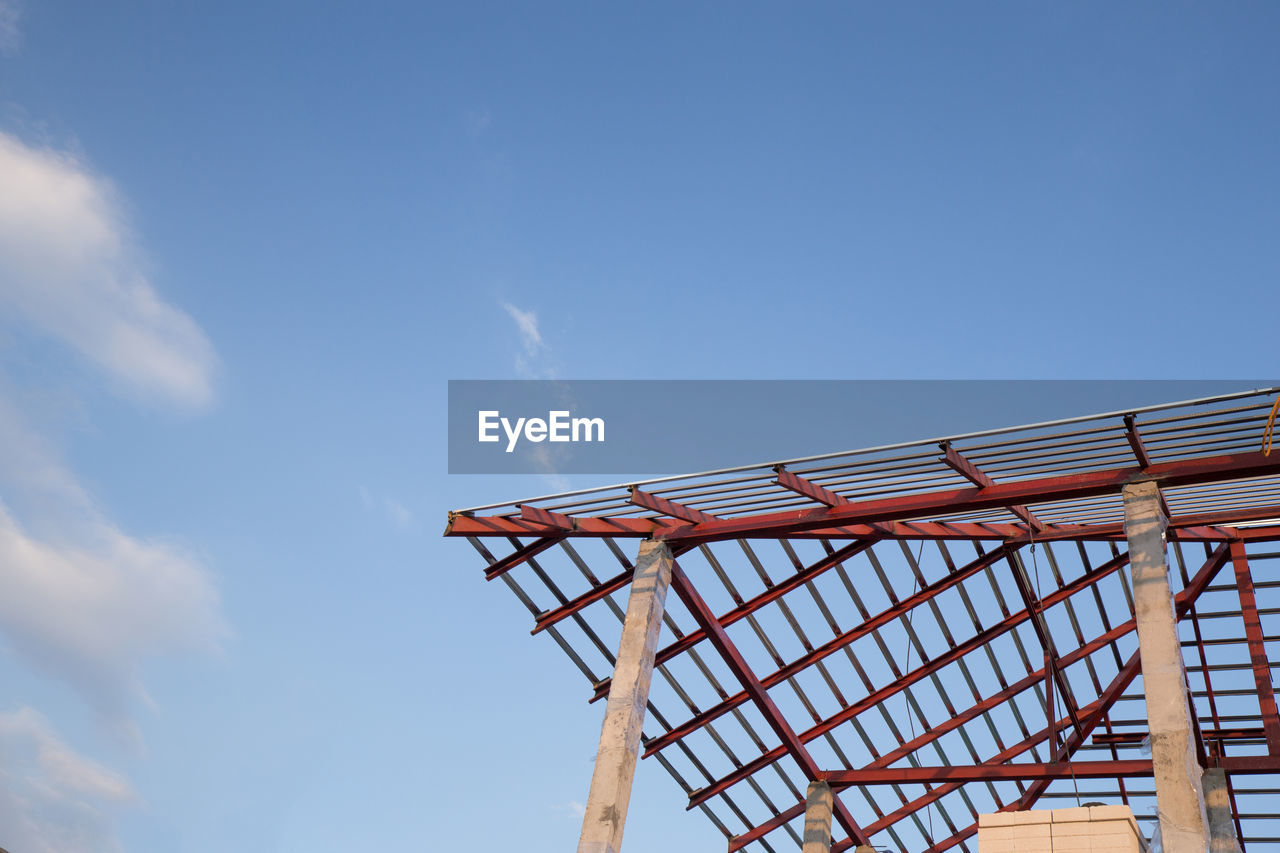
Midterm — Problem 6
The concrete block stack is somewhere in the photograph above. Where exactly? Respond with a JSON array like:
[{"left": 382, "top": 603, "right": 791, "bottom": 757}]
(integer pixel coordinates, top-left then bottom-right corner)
[{"left": 977, "top": 806, "right": 1149, "bottom": 853}]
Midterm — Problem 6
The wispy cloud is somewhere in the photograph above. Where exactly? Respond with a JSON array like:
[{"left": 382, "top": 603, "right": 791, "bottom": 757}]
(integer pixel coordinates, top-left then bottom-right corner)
[
  {"left": 0, "top": 0, "right": 20, "bottom": 55},
  {"left": 0, "top": 131, "right": 226, "bottom": 744},
  {"left": 501, "top": 301, "right": 557, "bottom": 378},
  {"left": 466, "top": 107, "right": 493, "bottom": 135},
  {"left": 0, "top": 131, "right": 217, "bottom": 408},
  {"left": 550, "top": 800, "right": 586, "bottom": 821},
  {"left": 357, "top": 486, "right": 415, "bottom": 530},
  {"left": 0, "top": 399, "right": 226, "bottom": 744},
  {"left": 502, "top": 301, "right": 543, "bottom": 355},
  {"left": 0, "top": 706, "right": 136, "bottom": 853}
]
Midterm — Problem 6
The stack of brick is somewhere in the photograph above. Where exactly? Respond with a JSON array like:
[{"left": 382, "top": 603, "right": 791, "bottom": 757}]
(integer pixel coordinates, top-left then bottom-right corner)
[{"left": 977, "top": 806, "right": 1149, "bottom": 853}]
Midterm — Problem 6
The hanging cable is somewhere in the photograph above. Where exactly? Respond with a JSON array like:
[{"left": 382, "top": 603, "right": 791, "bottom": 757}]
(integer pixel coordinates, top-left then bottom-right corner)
[
  {"left": 901, "top": 537, "right": 934, "bottom": 847},
  {"left": 1027, "top": 527, "right": 1081, "bottom": 807}
]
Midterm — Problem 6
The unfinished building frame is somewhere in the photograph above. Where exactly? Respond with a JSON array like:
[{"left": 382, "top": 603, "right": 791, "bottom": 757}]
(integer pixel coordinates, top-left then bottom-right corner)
[{"left": 447, "top": 388, "right": 1280, "bottom": 853}]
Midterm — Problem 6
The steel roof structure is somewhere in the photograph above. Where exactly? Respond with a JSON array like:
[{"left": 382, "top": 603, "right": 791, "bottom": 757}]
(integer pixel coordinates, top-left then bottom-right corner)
[{"left": 447, "top": 386, "right": 1280, "bottom": 852}]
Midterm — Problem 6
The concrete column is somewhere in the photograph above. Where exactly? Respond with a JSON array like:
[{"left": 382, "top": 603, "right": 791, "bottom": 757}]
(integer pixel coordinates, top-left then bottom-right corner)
[
  {"left": 1202, "top": 768, "right": 1242, "bottom": 853},
  {"left": 1122, "top": 482, "right": 1208, "bottom": 853},
  {"left": 577, "top": 540, "right": 673, "bottom": 853},
  {"left": 802, "top": 780, "right": 834, "bottom": 853}
]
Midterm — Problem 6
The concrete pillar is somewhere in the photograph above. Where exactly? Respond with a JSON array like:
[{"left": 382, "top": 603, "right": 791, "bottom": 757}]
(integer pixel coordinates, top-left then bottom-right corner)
[
  {"left": 1122, "top": 482, "right": 1208, "bottom": 853},
  {"left": 1202, "top": 768, "right": 1242, "bottom": 853},
  {"left": 577, "top": 540, "right": 673, "bottom": 853},
  {"left": 802, "top": 780, "right": 834, "bottom": 853}
]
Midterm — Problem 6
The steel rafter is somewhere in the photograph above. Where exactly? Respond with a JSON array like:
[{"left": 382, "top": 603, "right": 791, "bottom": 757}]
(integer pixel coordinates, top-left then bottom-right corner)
[
  {"left": 450, "top": 391, "right": 1280, "bottom": 853},
  {"left": 1229, "top": 540, "right": 1280, "bottom": 753},
  {"left": 648, "top": 545, "right": 1016, "bottom": 762},
  {"left": 668, "top": 562, "right": 872, "bottom": 846}
]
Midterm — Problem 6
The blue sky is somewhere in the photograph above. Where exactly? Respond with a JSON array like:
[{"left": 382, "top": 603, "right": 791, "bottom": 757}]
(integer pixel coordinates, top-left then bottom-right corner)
[{"left": 0, "top": 2, "right": 1278, "bottom": 852}]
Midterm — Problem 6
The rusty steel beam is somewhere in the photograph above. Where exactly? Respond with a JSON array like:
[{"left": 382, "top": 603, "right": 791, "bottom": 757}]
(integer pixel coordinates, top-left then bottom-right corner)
[
  {"left": 592, "top": 538, "right": 878, "bottom": 702},
  {"left": 728, "top": 799, "right": 807, "bottom": 852},
  {"left": 774, "top": 468, "right": 895, "bottom": 535},
  {"left": 1122, "top": 416, "right": 1175, "bottom": 534},
  {"left": 727, "top": 544, "right": 1230, "bottom": 853},
  {"left": 1125, "top": 415, "right": 1154, "bottom": 469},
  {"left": 1004, "top": 550, "right": 1083, "bottom": 737},
  {"left": 668, "top": 563, "right": 871, "bottom": 847},
  {"left": 649, "top": 545, "right": 1016, "bottom": 760},
  {"left": 737, "top": 620, "right": 1137, "bottom": 851},
  {"left": 685, "top": 550, "right": 1130, "bottom": 808},
  {"left": 531, "top": 542, "right": 697, "bottom": 635},
  {"left": 1229, "top": 541, "right": 1280, "bottom": 754},
  {"left": 448, "top": 506, "right": 1280, "bottom": 543},
  {"left": 919, "top": 544, "right": 1232, "bottom": 853},
  {"left": 940, "top": 443, "right": 1045, "bottom": 531},
  {"left": 630, "top": 487, "right": 718, "bottom": 523},
  {"left": 481, "top": 535, "right": 566, "bottom": 580},
  {"left": 532, "top": 566, "right": 634, "bottom": 634},
  {"left": 1094, "top": 727, "right": 1266, "bottom": 746},
  {"left": 774, "top": 467, "right": 851, "bottom": 508},
  {"left": 832, "top": 700, "right": 1106, "bottom": 851},
  {"left": 822, "top": 760, "right": 1158, "bottom": 785},
  {"left": 518, "top": 504, "right": 575, "bottom": 530},
  {"left": 654, "top": 451, "right": 1280, "bottom": 543}
]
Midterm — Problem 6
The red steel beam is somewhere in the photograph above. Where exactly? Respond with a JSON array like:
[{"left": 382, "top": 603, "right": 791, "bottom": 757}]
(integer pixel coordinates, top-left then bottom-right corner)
[
  {"left": 1229, "top": 540, "right": 1280, "bottom": 753},
  {"left": 685, "top": 550, "right": 1130, "bottom": 808},
  {"left": 1123, "top": 415, "right": 1173, "bottom": 519},
  {"left": 530, "top": 542, "right": 697, "bottom": 635},
  {"left": 654, "top": 451, "right": 1280, "bottom": 543},
  {"left": 1094, "top": 727, "right": 1266, "bottom": 745},
  {"left": 668, "top": 563, "right": 871, "bottom": 846},
  {"left": 774, "top": 467, "right": 850, "bottom": 507},
  {"left": 1004, "top": 551, "right": 1082, "bottom": 736},
  {"left": 531, "top": 566, "right": 633, "bottom": 634},
  {"left": 650, "top": 545, "right": 1017, "bottom": 761},
  {"left": 1124, "top": 415, "right": 1153, "bottom": 469},
  {"left": 822, "top": 760, "right": 1158, "bottom": 785},
  {"left": 920, "top": 544, "right": 1231, "bottom": 853},
  {"left": 940, "top": 443, "right": 1045, "bottom": 531},
  {"left": 732, "top": 607, "right": 1148, "bottom": 851},
  {"left": 630, "top": 487, "right": 718, "bottom": 523},
  {"left": 446, "top": 506, "right": 1280, "bottom": 543},
  {"left": 728, "top": 800, "right": 807, "bottom": 852},
  {"left": 725, "top": 543, "right": 1230, "bottom": 853},
  {"left": 591, "top": 538, "right": 878, "bottom": 702},
  {"left": 518, "top": 504, "right": 574, "bottom": 530},
  {"left": 481, "top": 535, "right": 565, "bottom": 581},
  {"left": 875, "top": 667, "right": 1142, "bottom": 853},
  {"left": 774, "top": 468, "right": 894, "bottom": 534}
]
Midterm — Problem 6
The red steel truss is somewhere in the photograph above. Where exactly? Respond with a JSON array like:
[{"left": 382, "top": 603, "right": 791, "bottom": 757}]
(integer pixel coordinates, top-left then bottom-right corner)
[{"left": 448, "top": 389, "right": 1280, "bottom": 853}]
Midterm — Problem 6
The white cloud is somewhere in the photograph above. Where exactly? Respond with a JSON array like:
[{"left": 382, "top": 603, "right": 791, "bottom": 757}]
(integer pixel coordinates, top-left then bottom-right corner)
[
  {"left": 466, "top": 108, "right": 493, "bottom": 135},
  {"left": 0, "top": 131, "right": 217, "bottom": 408},
  {"left": 0, "top": 124, "right": 223, "bottom": 848},
  {"left": 0, "top": 489, "right": 225, "bottom": 743},
  {"left": 0, "top": 133, "right": 226, "bottom": 740},
  {"left": 0, "top": 0, "right": 19, "bottom": 54},
  {"left": 550, "top": 800, "right": 586, "bottom": 821},
  {"left": 502, "top": 301, "right": 543, "bottom": 356},
  {"left": 0, "top": 706, "right": 135, "bottom": 853},
  {"left": 384, "top": 497, "right": 413, "bottom": 529},
  {"left": 501, "top": 301, "right": 559, "bottom": 379},
  {"left": 357, "top": 485, "right": 415, "bottom": 530}
]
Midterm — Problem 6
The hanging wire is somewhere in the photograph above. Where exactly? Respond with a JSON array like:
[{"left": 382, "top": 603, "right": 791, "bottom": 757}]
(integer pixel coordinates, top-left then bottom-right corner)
[
  {"left": 1028, "top": 527, "right": 1082, "bottom": 807},
  {"left": 901, "top": 538, "right": 935, "bottom": 846}
]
